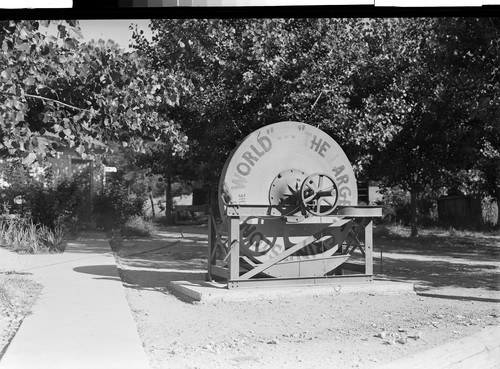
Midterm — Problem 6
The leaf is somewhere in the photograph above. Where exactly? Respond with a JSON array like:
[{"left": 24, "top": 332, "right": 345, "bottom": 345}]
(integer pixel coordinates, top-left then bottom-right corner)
[
  {"left": 16, "top": 111, "right": 24, "bottom": 121},
  {"left": 68, "top": 25, "right": 84, "bottom": 39},
  {"left": 1, "top": 69, "right": 12, "bottom": 80},
  {"left": 63, "top": 38, "right": 77, "bottom": 50},
  {"left": 42, "top": 131, "right": 59, "bottom": 139},
  {"left": 22, "top": 152, "right": 37, "bottom": 166},
  {"left": 19, "top": 27, "right": 29, "bottom": 40},
  {"left": 75, "top": 145, "right": 85, "bottom": 155},
  {"left": 24, "top": 76, "right": 36, "bottom": 86},
  {"left": 57, "top": 24, "right": 67, "bottom": 38},
  {"left": 92, "top": 139, "right": 107, "bottom": 148},
  {"left": 17, "top": 42, "right": 30, "bottom": 52}
]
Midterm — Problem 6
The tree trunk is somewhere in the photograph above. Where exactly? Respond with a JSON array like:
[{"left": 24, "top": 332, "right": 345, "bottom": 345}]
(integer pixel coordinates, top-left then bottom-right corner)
[
  {"left": 210, "top": 181, "right": 219, "bottom": 220},
  {"left": 149, "top": 191, "right": 155, "bottom": 218},
  {"left": 496, "top": 188, "right": 500, "bottom": 228},
  {"left": 165, "top": 173, "right": 174, "bottom": 225},
  {"left": 410, "top": 189, "right": 419, "bottom": 237}
]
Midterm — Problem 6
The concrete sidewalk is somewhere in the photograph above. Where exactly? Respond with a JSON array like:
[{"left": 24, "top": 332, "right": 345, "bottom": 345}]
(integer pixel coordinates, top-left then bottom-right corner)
[{"left": 0, "top": 233, "right": 150, "bottom": 369}]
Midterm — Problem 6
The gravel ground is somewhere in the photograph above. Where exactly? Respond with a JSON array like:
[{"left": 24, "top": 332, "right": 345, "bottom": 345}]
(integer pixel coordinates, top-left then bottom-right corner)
[
  {"left": 115, "top": 225, "right": 500, "bottom": 369},
  {"left": 1, "top": 225, "right": 497, "bottom": 368}
]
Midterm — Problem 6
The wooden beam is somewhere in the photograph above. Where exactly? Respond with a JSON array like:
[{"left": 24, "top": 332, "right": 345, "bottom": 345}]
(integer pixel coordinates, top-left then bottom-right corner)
[
  {"left": 239, "top": 226, "right": 336, "bottom": 280},
  {"left": 228, "top": 217, "right": 240, "bottom": 281},
  {"left": 209, "top": 265, "right": 228, "bottom": 280},
  {"left": 365, "top": 219, "right": 373, "bottom": 275}
]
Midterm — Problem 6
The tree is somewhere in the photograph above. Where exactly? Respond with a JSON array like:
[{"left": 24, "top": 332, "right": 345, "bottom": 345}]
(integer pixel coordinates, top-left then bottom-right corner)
[
  {"left": 134, "top": 18, "right": 499, "bottom": 233},
  {"left": 0, "top": 20, "right": 190, "bottom": 166},
  {"left": 434, "top": 18, "right": 500, "bottom": 225},
  {"left": 133, "top": 140, "right": 192, "bottom": 224},
  {"left": 363, "top": 18, "right": 500, "bottom": 234},
  {"left": 132, "top": 19, "right": 396, "bottom": 183}
]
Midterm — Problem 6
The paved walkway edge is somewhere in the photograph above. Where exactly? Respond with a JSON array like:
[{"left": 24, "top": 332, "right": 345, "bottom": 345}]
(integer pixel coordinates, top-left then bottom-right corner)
[{"left": 0, "top": 234, "right": 150, "bottom": 369}]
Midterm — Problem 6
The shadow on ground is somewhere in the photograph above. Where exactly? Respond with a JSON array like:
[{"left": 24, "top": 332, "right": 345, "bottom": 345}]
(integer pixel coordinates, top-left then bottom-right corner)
[
  {"left": 372, "top": 235, "right": 499, "bottom": 292},
  {"left": 119, "top": 269, "right": 206, "bottom": 289},
  {"left": 73, "top": 264, "right": 123, "bottom": 282},
  {"left": 114, "top": 226, "right": 209, "bottom": 290},
  {"left": 376, "top": 256, "right": 499, "bottom": 290},
  {"left": 113, "top": 224, "right": 500, "bottom": 300}
]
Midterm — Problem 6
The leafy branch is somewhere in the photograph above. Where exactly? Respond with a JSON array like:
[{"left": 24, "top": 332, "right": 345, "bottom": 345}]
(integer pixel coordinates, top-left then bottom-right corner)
[{"left": 0, "top": 91, "right": 91, "bottom": 113}]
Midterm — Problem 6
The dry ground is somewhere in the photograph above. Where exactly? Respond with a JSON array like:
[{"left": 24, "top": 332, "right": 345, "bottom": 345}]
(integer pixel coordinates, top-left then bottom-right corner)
[
  {"left": 0, "top": 273, "right": 42, "bottom": 360},
  {"left": 114, "top": 225, "right": 500, "bottom": 369}
]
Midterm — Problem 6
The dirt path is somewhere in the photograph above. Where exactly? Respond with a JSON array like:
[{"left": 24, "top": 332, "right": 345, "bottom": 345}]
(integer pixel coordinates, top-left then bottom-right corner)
[{"left": 115, "top": 225, "right": 500, "bottom": 369}]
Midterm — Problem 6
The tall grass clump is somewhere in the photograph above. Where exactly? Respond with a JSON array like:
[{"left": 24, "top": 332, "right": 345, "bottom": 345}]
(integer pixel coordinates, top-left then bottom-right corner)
[{"left": 0, "top": 219, "right": 66, "bottom": 254}]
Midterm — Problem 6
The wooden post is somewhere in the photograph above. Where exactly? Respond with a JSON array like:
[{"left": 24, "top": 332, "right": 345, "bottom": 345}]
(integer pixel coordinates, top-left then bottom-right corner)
[
  {"left": 365, "top": 219, "right": 373, "bottom": 276},
  {"left": 228, "top": 216, "right": 240, "bottom": 281}
]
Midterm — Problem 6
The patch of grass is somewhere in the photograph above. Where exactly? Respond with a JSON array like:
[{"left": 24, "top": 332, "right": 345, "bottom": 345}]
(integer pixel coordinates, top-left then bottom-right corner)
[
  {"left": 39, "top": 225, "right": 67, "bottom": 253},
  {"left": 373, "top": 224, "right": 409, "bottom": 239},
  {"left": 0, "top": 274, "right": 42, "bottom": 312},
  {"left": 374, "top": 224, "right": 500, "bottom": 258},
  {"left": 106, "top": 216, "right": 157, "bottom": 253},
  {"left": 0, "top": 273, "right": 42, "bottom": 359},
  {"left": 375, "top": 224, "right": 499, "bottom": 241},
  {"left": 0, "top": 220, "right": 67, "bottom": 254}
]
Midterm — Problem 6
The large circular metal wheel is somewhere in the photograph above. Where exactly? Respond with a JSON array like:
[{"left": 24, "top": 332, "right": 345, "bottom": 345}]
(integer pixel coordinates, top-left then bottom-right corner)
[
  {"left": 300, "top": 173, "right": 339, "bottom": 216},
  {"left": 218, "top": 121, "right": 358, "bottom": 264}
]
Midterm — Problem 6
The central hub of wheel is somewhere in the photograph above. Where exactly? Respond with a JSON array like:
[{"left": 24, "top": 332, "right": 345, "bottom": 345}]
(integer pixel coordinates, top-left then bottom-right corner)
[
  {"left": 300, "top": 173, "right": 339, "bottom": 216},
  {"left": 269, "top": 169, "right": 307, "bottom": 215}
]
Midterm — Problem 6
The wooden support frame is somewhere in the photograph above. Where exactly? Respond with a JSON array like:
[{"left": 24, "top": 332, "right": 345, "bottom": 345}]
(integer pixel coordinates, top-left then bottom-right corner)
[{"left": 207, "top": 205, "right": 381, "bottom": 289}]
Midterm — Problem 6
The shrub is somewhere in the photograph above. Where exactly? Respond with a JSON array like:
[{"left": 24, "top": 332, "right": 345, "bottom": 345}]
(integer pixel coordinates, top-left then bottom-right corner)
[
  {"left": 121, "top": 215, "right": 157, "bottom": 237},
  {"left": 39, "top": 224, "right": 67, "bottom": 252},
  {"left": 482, "top": 197, "right": 498, "bottom": 228},
  {"left": 50, "top": 173, "right": 91, "bottom": 232},
  {"left": 0, "top": 167, "right": 90, "bottom": 234},
  {"left": 93, "top": 181, "right": 146, "bottom": 231},
  {"left": 377, "top": 187, "right": 411, "bottom": 224},
  {"left": 376, "top": 186, "right": 440, "bottom": 226}
]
